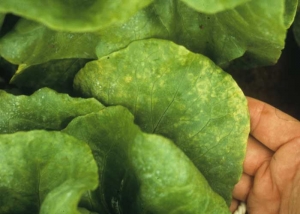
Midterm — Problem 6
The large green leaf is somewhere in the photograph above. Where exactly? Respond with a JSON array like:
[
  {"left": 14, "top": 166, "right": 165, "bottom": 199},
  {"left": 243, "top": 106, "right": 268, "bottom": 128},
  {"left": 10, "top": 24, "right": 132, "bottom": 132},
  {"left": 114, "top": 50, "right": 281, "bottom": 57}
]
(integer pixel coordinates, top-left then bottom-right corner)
[
  {"left": 0, "top": 0, "right": 291, "bottom": 68},
  {"left": 0, "top": 87, "right": 104, "bottom": 133},
  {"left": 0, "top": 0, "right": 152, "bottom": 32},
  {"left": 0, "top": 130, "right": 98, "bottom": 214},
  {"left": 10, "top": 58, "right": 91, "bottom": 94},
  {"left": 94, "top": 0, "right": 288, "bottom": 68},
  {"left": 63, "top": 106, "right": 230, "bottom": 213},
  {"left": 74, "top": 39, "right": 250, "bottom": 204},
  {"left": 181, "top": 0, "right": 249, "bottom": 13},
  {"left": 101, "top": 0, "right": 293, "bottom": 68},
  {"left": 0, "top": 19, "right": 100, "bottom": 65}
]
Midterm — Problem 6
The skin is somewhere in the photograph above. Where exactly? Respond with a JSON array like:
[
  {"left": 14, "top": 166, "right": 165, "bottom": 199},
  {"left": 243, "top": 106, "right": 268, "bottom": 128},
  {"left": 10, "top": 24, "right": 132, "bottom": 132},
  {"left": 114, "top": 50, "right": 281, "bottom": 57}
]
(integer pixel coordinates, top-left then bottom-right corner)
[{"left": 230, "top": 97, "right": 300, "bottom": 214}]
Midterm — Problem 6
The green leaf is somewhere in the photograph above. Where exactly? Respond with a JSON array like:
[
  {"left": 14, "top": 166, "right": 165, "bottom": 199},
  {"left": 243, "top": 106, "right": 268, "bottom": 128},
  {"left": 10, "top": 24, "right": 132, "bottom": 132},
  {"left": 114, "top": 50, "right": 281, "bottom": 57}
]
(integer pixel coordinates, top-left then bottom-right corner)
[
  {"left": 74, "top": 39, "right": 250, "bottom": 204},
  {"left": 0, "top": 87, "right": 104, "bottom": 133},
  {"left": 181, "top": 0, "right": 249, "bottom": 13},
  {"left": 0, "top": 19, "right": 100, "bottom": 65},
  {"left": 284, "top": 0, "right": 298, "bottom": 27},
  {"left": 63, "top": 106, "right": 231, "bottom": 213},
  {"left": 0, "top": 130, "right": 98, "bottom": 214},
  {"left": 0, "top": 0, "right": 153, "bottom": 32},
  {"left": 0, "top": 0, "right": 291, "bottom": 68},
  {"left": 10, "top": 58, "right": 91, "bottom": 94},
  {"left": 98, "top": 0, "right": 293, "bottom": 68}
]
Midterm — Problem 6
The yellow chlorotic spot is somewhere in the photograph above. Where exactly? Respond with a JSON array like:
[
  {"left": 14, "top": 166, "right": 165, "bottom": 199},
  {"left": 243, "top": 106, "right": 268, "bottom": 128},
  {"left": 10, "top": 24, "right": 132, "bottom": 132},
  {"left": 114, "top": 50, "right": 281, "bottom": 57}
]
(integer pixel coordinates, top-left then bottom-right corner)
[{"left": 125, "top": 76, "right": 133, "bottom": 83}]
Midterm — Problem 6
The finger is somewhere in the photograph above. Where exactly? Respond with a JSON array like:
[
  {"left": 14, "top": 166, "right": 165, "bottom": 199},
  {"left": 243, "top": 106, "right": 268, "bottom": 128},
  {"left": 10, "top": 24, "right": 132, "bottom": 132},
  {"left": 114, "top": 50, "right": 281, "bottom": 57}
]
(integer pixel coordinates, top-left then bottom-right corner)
[
  {"left": 243, "top": 135, "right": 273, "bottom": 176},
  {"left": 229, "top": 199, "right": 239, "bottom": 213},
  {"left": 247, "top": 161, "right": 280, "bottom": 214},
  {"left": 247, "top": 97, "right": 300, "bottom": 151},
  {"left": 289, "top": 167, "right": 300, "bottom": 214},
  {"left": 232, "top": 173, "right": 253, "bottom": 201}
]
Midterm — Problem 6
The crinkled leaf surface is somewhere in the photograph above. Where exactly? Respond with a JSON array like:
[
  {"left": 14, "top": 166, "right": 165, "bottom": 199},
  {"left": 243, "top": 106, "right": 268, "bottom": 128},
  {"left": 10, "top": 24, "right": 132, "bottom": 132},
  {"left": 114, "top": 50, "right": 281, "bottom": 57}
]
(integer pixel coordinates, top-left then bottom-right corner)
[
  {"left": 0, "top": 19, "right": 100, "bottom": 65},
  {"left": 0, "top": 130, "right": 98, "bottom": 214},
  {"left": 181, "top": 0, "right": 249, "bottom": 13},
  {"left": 0, "top": 0, "right": 152, "bottom": 32},
  {"left": 10, "top": 58, "right": 91, "bottom": 94},
  {"left": 0, "top": 87, "right": 104, "bottom": 133},
  {"left": 63, "top": 106, "right": 230, "bottom": 214},
  {"left": 74, "top": 39, "right": 250, "bottom": 203},
  {"left": 95, "top": 0, "right": 288, "bottom": 68},
  {"left": 0, "top": 0, "right": 291, "bottom": 69}
]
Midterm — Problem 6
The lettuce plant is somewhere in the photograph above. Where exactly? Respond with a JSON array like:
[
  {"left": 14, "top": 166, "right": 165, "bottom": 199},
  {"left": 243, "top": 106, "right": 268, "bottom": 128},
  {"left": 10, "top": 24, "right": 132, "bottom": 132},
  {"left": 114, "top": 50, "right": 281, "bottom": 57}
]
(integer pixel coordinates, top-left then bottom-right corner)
[{"left": 0, "top": 0, "right": 297, "bottom": 213}]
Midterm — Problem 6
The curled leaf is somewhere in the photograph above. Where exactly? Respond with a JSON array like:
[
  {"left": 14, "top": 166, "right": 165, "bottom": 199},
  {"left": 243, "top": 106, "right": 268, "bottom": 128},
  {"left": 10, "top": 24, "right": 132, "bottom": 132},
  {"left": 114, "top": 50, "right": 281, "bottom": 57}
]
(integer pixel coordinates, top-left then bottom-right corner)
[
  {"left": 10, "top": 58, "right": 91, "bottom": 94},
  {"left": 0, "top": 130, "right": 98, "bottom": 214},
  {"left": 63, "top": 106, "right": 231, "bottom": 213},
  {"left": 0, "top": 87, "right": 104, "bottom": 133},
  {"left": 74, "top": 39, "right": 250, "bottom": 203}
]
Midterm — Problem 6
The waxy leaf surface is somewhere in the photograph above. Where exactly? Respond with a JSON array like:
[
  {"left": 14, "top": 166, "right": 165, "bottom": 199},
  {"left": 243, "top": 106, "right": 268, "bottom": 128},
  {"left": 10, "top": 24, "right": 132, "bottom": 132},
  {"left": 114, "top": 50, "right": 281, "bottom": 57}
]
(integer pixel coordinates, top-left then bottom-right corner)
[
  {"left": 74, "top": 39, "right": 250, "bottom": 203},
  {"left": 63, "top": 106, "right": 230, "bottom": 214},
  {"left": 0, "top": 130, "right": 98, "bottom": 214},
  {"left": 0, "top": 87, "right": 104, "bottom": 133}
]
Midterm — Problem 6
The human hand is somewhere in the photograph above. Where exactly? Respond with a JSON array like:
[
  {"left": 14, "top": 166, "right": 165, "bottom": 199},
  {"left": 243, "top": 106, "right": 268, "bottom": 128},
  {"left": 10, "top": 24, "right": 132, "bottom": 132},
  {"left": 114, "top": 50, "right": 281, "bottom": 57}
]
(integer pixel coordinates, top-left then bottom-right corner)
[{"left": 230, "top": 97, "right": 300, "bottom": 214}]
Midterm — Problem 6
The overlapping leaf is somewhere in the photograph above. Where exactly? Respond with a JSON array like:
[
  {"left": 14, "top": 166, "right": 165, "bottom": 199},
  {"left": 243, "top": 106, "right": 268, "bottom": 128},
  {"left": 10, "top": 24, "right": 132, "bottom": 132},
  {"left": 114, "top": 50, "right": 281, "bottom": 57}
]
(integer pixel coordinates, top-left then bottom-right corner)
[
  {"left": 97, "top": 0, "right": 289, "bottom": 68},
  {"left": 109, "top": 0, "right": 295, "bottom": 68},
  {"left": 10, "top": 58, "right": 91, "bottom": 93},
  {"left": 0, "top": 87, "right": 104, "bottom": 133},
  {"left": 74, "top": 39, "right": 250, "bottom": 203},
  {"left": 0, "top": 130, "right": 98, "bottom": 214},
  {"left": 0, "top": 19, "right": 100, "bottom": 65},
  {"left": 0, "top": 0, "right": 294, "bottom": 69},
  {"left": 0, "top": 0, "right": 153, "bottom": 32},
  {"left": 63, "top": 106, "right": 230, "bottom": 214}
]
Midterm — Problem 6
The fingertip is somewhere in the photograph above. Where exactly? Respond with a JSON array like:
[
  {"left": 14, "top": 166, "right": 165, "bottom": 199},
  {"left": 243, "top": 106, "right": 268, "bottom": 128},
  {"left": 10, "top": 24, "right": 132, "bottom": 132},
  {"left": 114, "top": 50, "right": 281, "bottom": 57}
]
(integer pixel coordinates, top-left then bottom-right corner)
[
  {"left": 230, "top": 199, "right": 239, "bottom": 213},
  {"left": 232, "top": 173, "right": 253, "bottom": 201}
]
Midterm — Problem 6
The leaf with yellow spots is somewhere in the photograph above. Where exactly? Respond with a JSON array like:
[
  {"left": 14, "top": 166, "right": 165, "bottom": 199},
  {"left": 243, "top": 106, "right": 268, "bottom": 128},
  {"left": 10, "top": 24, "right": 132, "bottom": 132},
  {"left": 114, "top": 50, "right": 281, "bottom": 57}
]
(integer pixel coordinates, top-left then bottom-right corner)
[
  {"left": 63, "top": 105, "right": 231, "bottom": 213},
  {"left": 0, "top": 87, "right": 105, "bottom": 133},
  {"left": 74, "top": 39, "right": 250, "bottom": 204}
]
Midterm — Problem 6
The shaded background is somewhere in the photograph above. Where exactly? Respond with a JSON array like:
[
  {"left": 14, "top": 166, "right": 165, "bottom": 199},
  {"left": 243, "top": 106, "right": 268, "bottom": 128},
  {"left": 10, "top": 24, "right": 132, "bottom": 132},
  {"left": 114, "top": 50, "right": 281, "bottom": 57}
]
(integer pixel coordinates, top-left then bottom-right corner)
[{"left": 228, "top": 28, "right": 300, "bottom": 120}]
